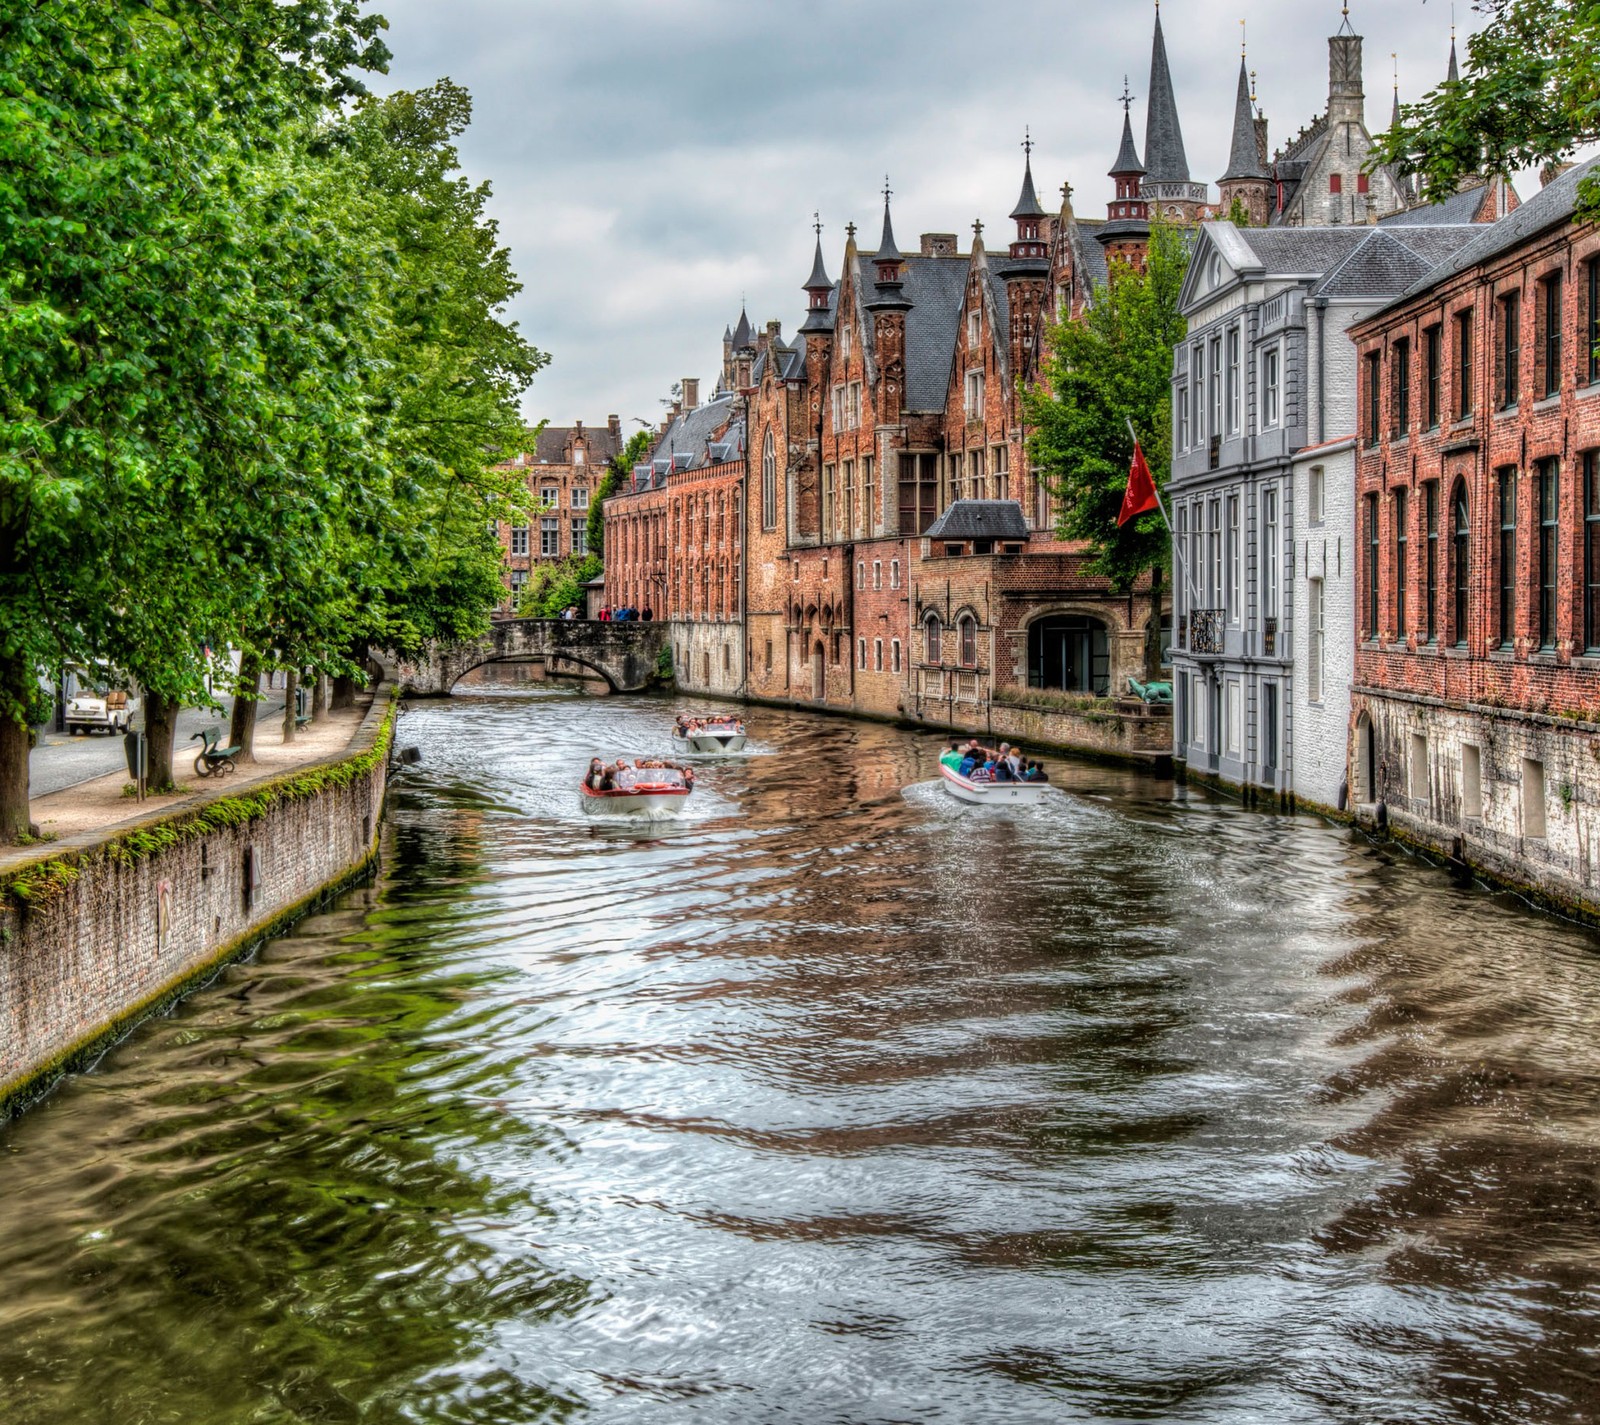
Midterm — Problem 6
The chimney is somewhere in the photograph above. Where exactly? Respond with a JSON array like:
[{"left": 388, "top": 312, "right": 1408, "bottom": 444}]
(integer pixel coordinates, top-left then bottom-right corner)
[
  {"left": 767, "top": 319, "right": 782, "bottom": 343},
  {"left": 607, "top": 414, "right": 621, "bottom": 441},
  {"left": 921, "top": 233, "right": 958, "bottom": 257},
  {"left": 682, "top": 378, "right": 700, "bottom": 410},
  {"left": 756, "top": 330, "right": 770, "bottom": 357}
]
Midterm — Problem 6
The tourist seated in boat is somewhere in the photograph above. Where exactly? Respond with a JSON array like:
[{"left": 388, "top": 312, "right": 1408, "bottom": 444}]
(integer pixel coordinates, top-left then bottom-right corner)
[
  {"left": 993, "top": 756, "right": 1014, "bottom": 783},
  {"left": 969, "top": 758, "right": 996, "bottom": 783},
  {"left": 586, "top": 758, "right": 606, "bottom": 790},
  {"left": 940, "top": 739, "right": 966, "bottom": 771},
  {"left": 1028, "top": 761, "right": 1050, "bottom": 783},
  {"left": 614, "top": 760, "right": 638, "bottom": 790}
]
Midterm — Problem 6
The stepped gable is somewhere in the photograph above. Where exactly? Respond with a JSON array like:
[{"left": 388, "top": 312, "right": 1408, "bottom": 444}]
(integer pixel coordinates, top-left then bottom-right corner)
[{"left": 534, "top": 423, "right": 623, "bottom": 465}]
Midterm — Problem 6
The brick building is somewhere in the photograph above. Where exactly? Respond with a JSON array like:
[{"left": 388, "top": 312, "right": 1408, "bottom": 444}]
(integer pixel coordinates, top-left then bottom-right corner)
[
  {"left": 494, "top": 417, "right": 620, "bottom": 611},
  {"left": 1350, "top": 158, "right": 1600, "bottom": 912},
  {"left": 604, "top": 383, "right": 746, "bottom": 694}
]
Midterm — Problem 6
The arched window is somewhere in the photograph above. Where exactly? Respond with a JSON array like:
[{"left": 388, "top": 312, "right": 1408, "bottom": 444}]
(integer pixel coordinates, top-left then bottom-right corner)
[
  {"left": 1453, "top": 480, "right": 1470, "bottom": 648},
  {"left": 1028, "top": 616, "right": 1111, "bottom": 695},
  {"left": 761, "top": 430, "right": 777, "bottom": 530},
  {"left": 958, "top": 614, "right": 978, "bottom": 667},
  {"left": 923, "top": 611, "right": 942, "bottom": 665}
]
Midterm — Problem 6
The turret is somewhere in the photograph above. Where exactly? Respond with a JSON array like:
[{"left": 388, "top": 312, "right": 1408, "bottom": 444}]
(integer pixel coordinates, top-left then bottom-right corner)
[
  {"left": 1328, "top": 7, "right": 1365, "bottom": 129},
  {"left": 865, "top": 180, "right": 912, "bottom": 313},
  {"left": 1007, "top": 133, "right": 1050, "bottom": 269},
  {"left": 800, "top": 216, "right": 835, "bottom": 334},
  {"left": 1098, "top": 82, "right": 1150, "bottom": 263}
]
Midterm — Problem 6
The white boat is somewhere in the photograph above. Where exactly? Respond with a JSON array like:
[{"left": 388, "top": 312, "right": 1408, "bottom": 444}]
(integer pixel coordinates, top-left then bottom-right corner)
[
  {"left": 671, "top": 720, "right": 748, "bottom": 754},
  {"left": 580, "top": 777, "right": 692, "bottom": 816},
  {"left": 938, "top": 763, "right": 1050, "bottom": 805}
]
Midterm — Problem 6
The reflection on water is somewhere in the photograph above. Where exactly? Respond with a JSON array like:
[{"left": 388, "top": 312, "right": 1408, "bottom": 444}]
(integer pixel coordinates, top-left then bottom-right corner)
[{"left": 5, "top": 685, "right": 1600, "bottom": 1423}]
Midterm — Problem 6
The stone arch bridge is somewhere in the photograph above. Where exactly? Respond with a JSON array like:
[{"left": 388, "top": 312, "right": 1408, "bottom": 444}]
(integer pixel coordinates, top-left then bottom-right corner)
[{"left": 376, "top": 619, "right": 668, "bottom": 696}]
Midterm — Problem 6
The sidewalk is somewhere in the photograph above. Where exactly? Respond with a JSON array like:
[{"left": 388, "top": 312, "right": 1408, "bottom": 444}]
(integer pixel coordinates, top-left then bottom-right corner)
[{"left": 21, "top": 697, "right": 376, "bottom": 848}]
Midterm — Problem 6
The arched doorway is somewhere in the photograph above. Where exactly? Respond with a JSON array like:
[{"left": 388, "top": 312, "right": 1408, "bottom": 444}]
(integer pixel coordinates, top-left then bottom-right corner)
[
  {"left": 1028, "top": 616, "right": 1110, "bottom": 695},
  {"left": 1355, "top": 712, "right": 1375, "bottom": 803},
  {"left": 811, "top": 641, "right": 825, "bottom": 701}
]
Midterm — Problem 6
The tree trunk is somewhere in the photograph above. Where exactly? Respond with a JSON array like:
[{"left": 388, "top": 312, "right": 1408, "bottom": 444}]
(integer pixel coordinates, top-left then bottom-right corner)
[
  {"left": 230, "top": 654, "right": 261, "bottom": 763},
  {"left": 145, "top": 691, "right": 178, "bottom": 792},
  {"left": 0, "top": 653, "right": 32, "bottom": 844},
  {"left": 311, "top": 673, "right": 328, "bottom": 723},
  {"left": 282, "top": 666, "right": 297, "bottom": 744},
  {"left": 330, "top": 674, "right": 354, "bottom": 710}
]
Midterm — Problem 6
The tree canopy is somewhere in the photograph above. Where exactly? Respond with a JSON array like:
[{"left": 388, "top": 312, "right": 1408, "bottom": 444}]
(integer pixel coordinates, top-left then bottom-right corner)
[
  {"left": 1371, "top": 0, "right": 1600, "bottom": 218},
  {"left": 1024, "top": 221, "right": 1190, "bottom": 592},
  {"left": 0, "top": 1, "right": 545, "bottom": 835}
]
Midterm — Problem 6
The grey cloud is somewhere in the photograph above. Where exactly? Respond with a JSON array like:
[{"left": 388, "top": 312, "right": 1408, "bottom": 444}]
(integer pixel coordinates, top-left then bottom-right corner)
[{"left": 374, "top": 0, "right": 1471, "bottom": 424}]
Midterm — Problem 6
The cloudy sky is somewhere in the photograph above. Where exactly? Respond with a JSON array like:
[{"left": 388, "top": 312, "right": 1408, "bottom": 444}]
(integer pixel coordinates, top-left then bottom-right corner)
[{"left": 372, "top": 0, "right": 1478, "bottom": 431}]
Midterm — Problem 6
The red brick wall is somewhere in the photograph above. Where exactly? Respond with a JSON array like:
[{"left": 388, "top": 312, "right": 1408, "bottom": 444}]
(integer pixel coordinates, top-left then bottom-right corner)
[{"left": 1353, "top": 214, "right": 1600, "bottom": 717}]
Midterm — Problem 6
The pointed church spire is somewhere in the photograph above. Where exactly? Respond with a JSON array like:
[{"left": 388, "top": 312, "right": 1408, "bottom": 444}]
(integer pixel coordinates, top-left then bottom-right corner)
[
  {"left": 867, "top": 178, "right": 911, "bottom": 312},
  {"left": 801, "top": 214, "right": 835, "bottom": 334},
  {"left": 1143, "top": 3, "right": 1191, "bottom": 185},
  {"left": 1112, "top": 104, "right": 1145, "bottom": 179},
  {"left": 1011, "top": 130, "right": 1048, "bottom": 219},
  {"left": 804, "top": 212, "right": 831, "bottom": 292},
  {"left": 1447, "top": 24, "right": 1460, "bottom": 84},
  {"left": 874, "top": 177, "right": 904, "bottom": 265},
  {"left": 1222, "top": 56, "right": 1268, "bottom": 181}
]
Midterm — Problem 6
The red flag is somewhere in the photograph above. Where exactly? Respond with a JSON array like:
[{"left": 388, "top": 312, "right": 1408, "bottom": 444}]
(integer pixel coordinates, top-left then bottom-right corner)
[{"left": 1118, "top": 441, "right": 1160, "bottom": 527}]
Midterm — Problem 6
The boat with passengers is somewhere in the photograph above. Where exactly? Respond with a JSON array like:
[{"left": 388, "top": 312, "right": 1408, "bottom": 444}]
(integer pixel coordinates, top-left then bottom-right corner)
[
  {"left": 671, "top": 714, "right": 748, "bottom": 755},
  {"left": 937, "top": 739, "right": 1051, "bottom": 806},
  {"left": 580, "top": 758, "right": 694, "bottom": 816}
]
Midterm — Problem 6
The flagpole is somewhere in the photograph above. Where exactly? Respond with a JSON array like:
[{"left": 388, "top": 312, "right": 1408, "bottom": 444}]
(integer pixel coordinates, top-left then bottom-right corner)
[{"left": 1125, "top": 415, "right": 1201, "bottom": 614}]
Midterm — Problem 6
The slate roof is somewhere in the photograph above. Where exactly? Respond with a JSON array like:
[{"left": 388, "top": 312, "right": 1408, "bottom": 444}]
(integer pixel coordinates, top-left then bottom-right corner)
[
  {"left": 805, "top": 235, "right": 831, "bottom": 289},
  {"left": 1221, "top": 58, "right": 1268, "bottom": 182},
  {"left": 852, "top": 250, "right": 969, "bottom": 412},
  {"left": 1011, "top": 155, "right": 1048, "bottom": 219},
  {"left": 1143, "top": 10, "right": 1191, "bottom": 185},
  {"left": 649, "top": 394, "right": 746, "bottom": 474},
  {"left": 1231, "top": 227, "right": 1371, "bottom": 275},
  {"left": 533, "top": 424, "right": 623, "bottom": 465},
  {"left": 1385, "top": 156, "right": 1600, "bottom": 306},
  {"left": 1110, "top": 110, "right": 1145, "bottom": 177},
  {"left": 731, "top": 307, "right": 753, "bottom": 350},
  {"left": 1378, "top": 183, "right": 1496, "bottom": 227},
  {"left": 1309, "top": 226, "right": 1477, "bottom": 300},
  {"left": 1069, "top": 220, "right": 1111, "bottom": 292},
  {"left": 925, "top": 500, "right": 1030, "bottom": 541}
]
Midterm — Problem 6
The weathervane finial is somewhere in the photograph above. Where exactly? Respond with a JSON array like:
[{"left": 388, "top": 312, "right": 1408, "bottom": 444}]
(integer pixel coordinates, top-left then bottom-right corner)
[
  {"left": 813, "top": 210, "right": 822, "bottom": 238},
  {"left": 1120, "top": 76, "right": 1135, "bottom": 113},
  {"left": 1240, "top": 18, "right": 1247, "bottom": 58},
  {"left": 882, "top": 174, "right": 892, "bottom": 207},
  {"left": 1023, "top": 126, "right": 1033, "bottom": 159}
]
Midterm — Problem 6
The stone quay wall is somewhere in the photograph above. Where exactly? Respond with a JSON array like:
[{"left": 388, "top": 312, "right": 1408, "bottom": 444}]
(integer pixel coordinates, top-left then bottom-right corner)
[{"left": 0, "top": 692, "right": 395, "bottom": 1117}]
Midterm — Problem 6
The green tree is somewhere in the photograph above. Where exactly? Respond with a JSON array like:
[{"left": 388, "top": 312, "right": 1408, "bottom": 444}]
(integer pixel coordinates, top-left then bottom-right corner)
[
  {"left": 0, "top": 0, "right": 389, "bottom": 834},
  {"left": 588, "top": 429, "right": 653, "bottom": 560},
  {"left": 1371, "top": 0, "right": 1600, "bottom": 218},
  {"left": 515, "top": 555, "right": 603, "bottom": 619},
  {"left": 1024, "top": 219, "right": 1191, "bottom": 592}
]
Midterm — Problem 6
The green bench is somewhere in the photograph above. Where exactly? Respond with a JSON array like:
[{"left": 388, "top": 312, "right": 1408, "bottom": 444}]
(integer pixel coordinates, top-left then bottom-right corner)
[{"left": 191, "top": 727, "right": 242, "bottom": 778}]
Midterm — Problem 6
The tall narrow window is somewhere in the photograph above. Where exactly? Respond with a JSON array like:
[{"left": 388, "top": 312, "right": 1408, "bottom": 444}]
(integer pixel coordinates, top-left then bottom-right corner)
[
  {"left": 1262, "top": 346, "right": 1282, "bottom": 428},
  {"left": 1425, "top": 325, "right": 1442, "bottom": 429},
  {"left": 1589, "top": 260, "right": 1600, "bottom": 386},
  {"left": 924, "top": 612, "right": 942, "bottom": 665},
  {"left": 761, "top": 430, "right": 777, "bottom": 530},
  {"left": 1425, "top": 482, "right": 1439, "bottom": 643},
  {"left": 1394, "top": 338, "right": 1411, "bottom": 435},
  {"left": 1587, "top": 453, "right": 1600, "bottom": 651},
  {"left": 1208, "top": 498, "right": 1223, "bottom": 608},
  {"left": 1539, "top": 457, "right": 1559, "bottom": 649},
  {"left": 1394, "top": 486, "right": 1409, "bottom": 638},
  {"left": 1308, "top": 578, "right": 1325, "bottom": 703},
  {"left": 1227, "top": 327, "right": 1242, "bottom": 433},
  {"left": 862, "top": 455, "right": 874, "bottom": 533},
  {"left": 1543, "top": 276, "right": 1563, "bottom": 398},
  {"left": 1175, "top": 505, "right": 1188, "bottom": 618},
  {"left": 1500, "top": 290, "right": 1521, "bottom": 410},
  {"left": 1209, "top": 335, "right": 1223, "bottom": 438},
  {"left": 1191, "top": 344, "right": 1205, "bottom": 439},
  {"left": 1365, "top": 493, "right": 1381, "bottom": 639},
  {"left": 1178, "top": 385, "right": 1191, "bottom": 449},
  {"left": 1262, "top": 487, "right": 1280, "bottom": 628},
  {"left": 1499, "top": 468, "right": 1518, "bottom": 647},
  {"left": 1453, "top": 482, "right": 1470, "bottom": 647},
  {"left": 1456, "top": 309, "right": 1475, "bottom": 418},
  {"left": 958, "top": 614, "right": 977, "bottom": 668},
  {"left": 1365, "top": 352, "right": 1382, "bottom": 444},
  {"left": 1227, "top": 495, "right": 1241, "bottom": 624}
]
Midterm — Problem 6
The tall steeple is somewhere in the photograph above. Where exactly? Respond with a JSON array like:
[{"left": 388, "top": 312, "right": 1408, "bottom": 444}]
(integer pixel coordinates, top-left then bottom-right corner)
[
  {"left": 1143, "top": 3, "right": 1191, "bottom": 187},
  {"left": 1139, "top": 3, "right": 1209, "bottom": 219},
  {"left": 1218, "top": 52, "right": 1272, "bottom": 226},
  {"left": 1099, "top": 80, "right": 1151, "bottom": 264},
  {"left": 1447, "top": 23, "right": 1460, "bottom": 83}
]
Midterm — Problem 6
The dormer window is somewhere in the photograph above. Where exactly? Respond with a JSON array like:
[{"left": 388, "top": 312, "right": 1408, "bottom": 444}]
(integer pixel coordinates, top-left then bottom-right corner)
[
  {"left": 967, "top": 310, "right": 980, "bottom": 347},
  {"left": 573, "top": 447, "right": 586, "bottom": 465},
  {"left": 841, "top": 325, "right": 853, "bottom": 360}
]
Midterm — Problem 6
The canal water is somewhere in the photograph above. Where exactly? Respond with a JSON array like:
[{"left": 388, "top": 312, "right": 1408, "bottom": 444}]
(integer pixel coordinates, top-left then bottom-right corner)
[{"left": 5, "top": 687, "right": 1600, "bottom": 1424}]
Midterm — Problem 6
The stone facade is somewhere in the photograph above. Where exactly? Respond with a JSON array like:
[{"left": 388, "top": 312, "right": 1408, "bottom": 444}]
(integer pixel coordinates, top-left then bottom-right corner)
[
  {"left": 0, "top": 692, "right": 393, "bottom": 1115},
  {"left": 493, "top": 417, "right": 620, "bottom": 612},
  {"left": 1349, "top": 159, "right": 1600, "bottom": 913}
]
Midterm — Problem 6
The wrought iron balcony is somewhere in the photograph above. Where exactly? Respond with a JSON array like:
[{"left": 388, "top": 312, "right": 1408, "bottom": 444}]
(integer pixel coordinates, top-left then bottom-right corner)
[{"left": 1189, "top": 609, "right": 1225, "bottom": 656}]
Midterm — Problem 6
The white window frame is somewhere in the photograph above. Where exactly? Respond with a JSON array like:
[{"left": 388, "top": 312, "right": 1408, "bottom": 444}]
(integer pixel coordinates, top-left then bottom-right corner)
[
  {"left": 540, "top": 484, "right": 559, "bottom": 509},
  {"left": 510, "top": 525, "right": 529, "bottom": 557},
  {"left": 1261, "top": 343, "right": 1282, "bottom": 430},
  {"left": 1227, "top": 495, "right": 1241, "bottom": 624},
  {"left": 964, "top": 369, "right": 984, "bottom": 419},
  {"left": 1262, "top": 485, "right": 1279, "bottom": 623},
  {"left": 1227, "top": 326, "right": 1242, "bottom": 434},
  {"left": 1308, "top": 577, "right": 1325, "bottom": 703},
  {"left": 891, "top": 638, "right": 902, "bottom": 673},
  {"left": 890, "top": 559, "right": 901, "bottom": 589},
  {"left": 872, "top": 560, "right": 882, "bottom": 590},
  {"left": 540, "top": 517, "right": 560, "bottom": 557},
  {"left": 1309, "top": 465, "right": 1325, "bottom": 524}
]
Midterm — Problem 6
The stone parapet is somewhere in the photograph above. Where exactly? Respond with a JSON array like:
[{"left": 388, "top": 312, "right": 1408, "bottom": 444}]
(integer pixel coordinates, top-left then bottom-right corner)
[{"left": 0, "top": 690, "right": 395, "bottom": 1117}]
